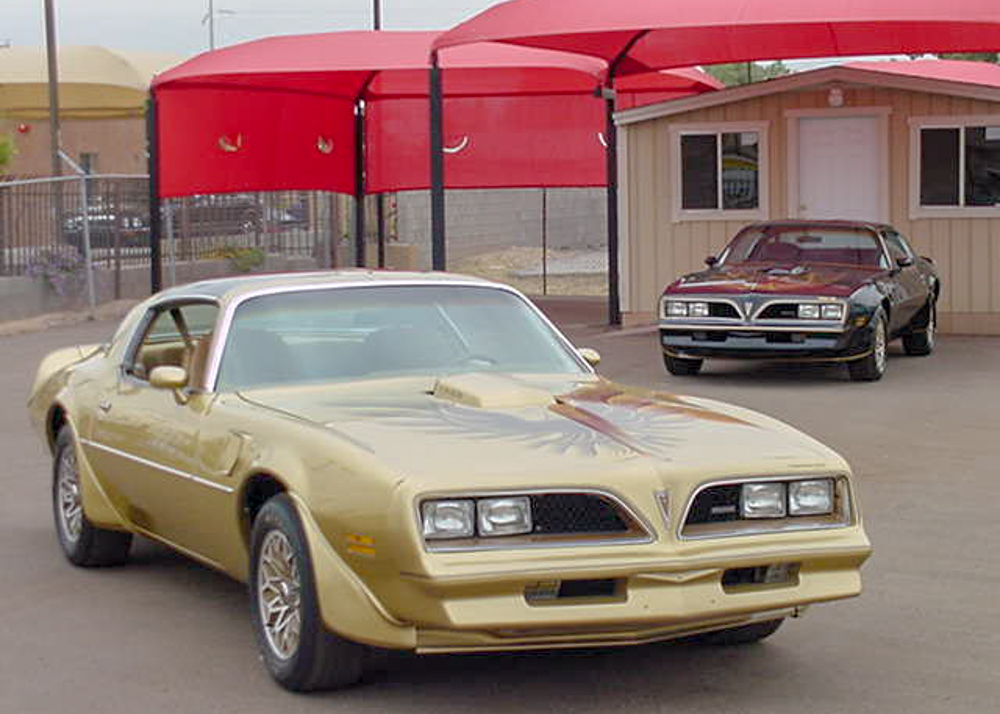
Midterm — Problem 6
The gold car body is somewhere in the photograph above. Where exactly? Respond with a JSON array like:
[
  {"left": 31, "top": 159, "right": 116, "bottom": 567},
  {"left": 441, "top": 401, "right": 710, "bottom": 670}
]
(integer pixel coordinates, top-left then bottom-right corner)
[{"left": 28, "top": 271, "right": 871, "bottom": 653}]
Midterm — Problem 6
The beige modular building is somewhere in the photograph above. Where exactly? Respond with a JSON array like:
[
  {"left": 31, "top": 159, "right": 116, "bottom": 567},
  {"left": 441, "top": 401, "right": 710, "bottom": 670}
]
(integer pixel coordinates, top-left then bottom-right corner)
[{"left": 615, "top": 60, "right": 1000, "bottom": 335}]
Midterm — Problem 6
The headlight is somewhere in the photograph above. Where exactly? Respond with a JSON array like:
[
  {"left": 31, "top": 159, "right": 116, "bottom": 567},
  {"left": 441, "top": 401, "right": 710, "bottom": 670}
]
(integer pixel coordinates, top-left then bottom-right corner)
[
  {"left": 821, "top": 304, "right": 845, "bottom": 320},
  {"left": 421, "top": 500, "right": 475, "bottom": 539},
  {"left": 741, "top": 483, "right": 787, "bottom": 519},
  {"left": 789, "top": 479, "right": 834, "bottom": 516},
  {"left": 477, "top": 497, "right": 532, "bottom": 536},
  {"left": 665, "top": 300, "right": 688, "bottom": 318},
  {"left": 689, "top": 302, "right": 710, "bottom": 318},
  {"left": 797, "top": 303, "right": 820, "bottom": 319}
]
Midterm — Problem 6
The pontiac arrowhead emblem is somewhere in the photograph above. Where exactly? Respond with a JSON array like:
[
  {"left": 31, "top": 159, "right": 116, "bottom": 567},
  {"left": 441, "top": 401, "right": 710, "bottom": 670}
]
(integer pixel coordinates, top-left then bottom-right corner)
[{"left": 744, "top": 301, "right": 753, "bottom": 318}]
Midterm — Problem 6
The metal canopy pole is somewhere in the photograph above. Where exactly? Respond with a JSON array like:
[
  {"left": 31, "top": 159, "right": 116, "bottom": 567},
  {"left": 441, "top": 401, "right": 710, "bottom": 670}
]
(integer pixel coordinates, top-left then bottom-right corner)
[
  {"left": 373, "top": 0, "right": 386, "bottom": 268},
  {"left": 604, "top": 95, "right": 621, "bottom": 326},
  {"left": 353, "top": 103, "right": 367, "bottom": 267},
  {"left": 147, "top": 95, "right": 163, "bottom": 293},
  {"left": 429, "top": 51, "right": 446, "bottom": 271}
]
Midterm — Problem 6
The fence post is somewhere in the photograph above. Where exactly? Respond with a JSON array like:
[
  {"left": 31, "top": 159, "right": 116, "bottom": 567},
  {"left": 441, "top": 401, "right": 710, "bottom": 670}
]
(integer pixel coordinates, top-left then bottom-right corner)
[{"left": 78, "top": 173, "right": 97, "bottom": 313}]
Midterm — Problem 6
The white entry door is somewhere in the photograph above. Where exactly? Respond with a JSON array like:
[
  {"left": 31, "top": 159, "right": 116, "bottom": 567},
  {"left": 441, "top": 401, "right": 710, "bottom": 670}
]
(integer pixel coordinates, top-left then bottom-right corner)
[{"left": 797, "top": 116, "right": 883, "bottom": 222}]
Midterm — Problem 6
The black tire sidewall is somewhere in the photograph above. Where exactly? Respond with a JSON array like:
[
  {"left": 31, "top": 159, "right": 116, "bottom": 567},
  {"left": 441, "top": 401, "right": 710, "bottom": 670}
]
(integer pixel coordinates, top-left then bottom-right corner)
[{"left": 249, "top": 494, "right": 328, "bottom": 690}]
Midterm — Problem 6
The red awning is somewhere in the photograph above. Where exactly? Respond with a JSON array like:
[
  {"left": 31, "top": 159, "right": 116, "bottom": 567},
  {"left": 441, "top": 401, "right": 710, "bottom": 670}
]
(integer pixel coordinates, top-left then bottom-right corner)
[
  {"left": 433, "top": 0, "right": 1000, "bottom": 76},
  {"left": 152, "top": 31, "right": 718, "bottom": 197}
]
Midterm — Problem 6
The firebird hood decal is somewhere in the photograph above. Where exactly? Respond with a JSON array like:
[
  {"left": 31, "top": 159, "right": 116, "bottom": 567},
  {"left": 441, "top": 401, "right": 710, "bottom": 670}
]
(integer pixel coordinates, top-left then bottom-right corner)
[
  {"left": 237, "top": 377, "right": 831, "bottom": 480},
  {"left": 670, "top": 263, "right": 883, "bottom": 297}
]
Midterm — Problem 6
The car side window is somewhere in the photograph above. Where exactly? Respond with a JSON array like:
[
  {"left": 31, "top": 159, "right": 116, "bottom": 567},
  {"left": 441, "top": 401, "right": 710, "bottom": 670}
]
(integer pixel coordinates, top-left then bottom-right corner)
[
  {"left": 126, "top": 302, "right": 218, "bottom": 385},
  {"left": 883, "top": 231, "right": 915, "bottom": 265}
]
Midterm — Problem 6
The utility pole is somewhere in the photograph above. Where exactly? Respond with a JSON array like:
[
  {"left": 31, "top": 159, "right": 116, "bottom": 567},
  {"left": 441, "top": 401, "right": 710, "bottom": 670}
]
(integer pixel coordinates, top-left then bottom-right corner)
[
  {"left": 208, "top": 0, "right": 216, "bottom": 50},
  {"left": 44, "top": 0, "right": 61, "bottom": 179}
]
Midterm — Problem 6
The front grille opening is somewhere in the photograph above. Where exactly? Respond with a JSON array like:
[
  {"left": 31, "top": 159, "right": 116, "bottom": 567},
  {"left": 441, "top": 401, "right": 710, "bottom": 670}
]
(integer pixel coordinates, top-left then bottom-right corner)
[
  {"left": 722, "top": 563, "right": 800, "bottom": 591},
  {"left": 530, "top": 494, "right": 628, "bottom": 534},
  {"left": 759, "top": 303, "right": 800, "bottom": 319},
  {"left": 525, "top": 578, "right": 622, "bottom": 605},
  {"left": 686, "top": 485, "right": 742, "bottom": 524},
  {"left": 709, "top": 303, "right": 740, "bottom": 319}
]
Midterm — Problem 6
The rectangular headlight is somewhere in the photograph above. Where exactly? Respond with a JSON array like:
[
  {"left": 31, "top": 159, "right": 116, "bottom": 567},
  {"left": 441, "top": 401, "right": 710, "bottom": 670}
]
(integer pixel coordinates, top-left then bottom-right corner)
[
  {"left": 821, "top": 304, "right": 845, "bottom": 320},
  {"left": 477, "top": 496, "right": 533, "bottom": 536},
  {"left": 422, "top": 500, "right": 475, "bottom": 539},
  {"left": 789, "top": 479, "right": 834, "bottom": 516},
  {"left": 666, "top": 300, "right": 688, "bottom": 318},
  {"left": 797, "top": 304, "right": 820, "bottom": 319},
  {"left": 689, "top": 302, "right": 710, "bottom": 318},
  {"left": 741, "top": 483, "right": 787, "bottom": 519}
]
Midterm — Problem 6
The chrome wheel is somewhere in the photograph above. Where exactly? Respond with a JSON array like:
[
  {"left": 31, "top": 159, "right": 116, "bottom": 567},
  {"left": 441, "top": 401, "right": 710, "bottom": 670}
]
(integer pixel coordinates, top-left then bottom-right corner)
[
  {"left": 56, "top": 445, "right": 83, "bottom": 544},
  {"left": 873, "top": 317, "right": 887, "bottom": 375},
  {"left": 925, "top": 306, "right": 936, "bottom": 350},
  {"left": 257, "top": 530, "right": 302, "bottom": 660}
]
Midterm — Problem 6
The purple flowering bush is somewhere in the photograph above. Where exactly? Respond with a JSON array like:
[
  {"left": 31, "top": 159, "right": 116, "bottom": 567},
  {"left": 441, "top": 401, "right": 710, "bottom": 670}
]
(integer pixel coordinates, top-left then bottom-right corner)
[{"left": 26, "top": 247, "right": 86, "bottom": 297}]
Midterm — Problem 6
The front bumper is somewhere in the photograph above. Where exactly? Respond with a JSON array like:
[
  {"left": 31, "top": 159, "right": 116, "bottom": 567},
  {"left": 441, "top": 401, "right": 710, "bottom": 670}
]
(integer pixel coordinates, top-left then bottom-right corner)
[
  {"left": 660, "top": 322, "right": 874, "bottom": 361},
  {"left": 386, "top": 527, "right": 871, "bottom": 653}
]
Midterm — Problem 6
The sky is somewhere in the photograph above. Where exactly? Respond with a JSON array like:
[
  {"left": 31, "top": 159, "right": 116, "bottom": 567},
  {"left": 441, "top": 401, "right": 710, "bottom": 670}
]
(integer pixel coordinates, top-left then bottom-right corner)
[
  {"left": 4, "top": 0, "right": 908, "bottom": 68},
  {"left": 4, "top": 0, "right": 501, "bottom": 59}
]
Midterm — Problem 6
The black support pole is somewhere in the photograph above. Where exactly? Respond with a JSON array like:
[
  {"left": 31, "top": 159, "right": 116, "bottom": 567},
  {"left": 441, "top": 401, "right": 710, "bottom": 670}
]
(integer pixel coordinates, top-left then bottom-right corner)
[
  {"left": 429, "top": 51, "right": 446, "bottom": 271},
  {"left": 605, "top": 96, "right": 621, "bottom": 326},
  {"left": 147, "top": 95, "right": 162, "bottom": 294},
  {"left": 353, "top": 103, "right": 367, "bottom": 267}
]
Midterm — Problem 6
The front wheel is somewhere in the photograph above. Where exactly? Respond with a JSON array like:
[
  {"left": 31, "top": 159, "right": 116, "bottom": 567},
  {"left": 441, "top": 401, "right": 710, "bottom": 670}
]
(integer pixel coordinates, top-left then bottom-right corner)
[
  {"left": 902, "top": 300, "right": 936, "bottom": 356},
  {"left": 52, "top": 427, "right": 132, "bottom": 567},
  {"left": 250, "top": 494, "right": 364, "bottom": 692},
  {"left": 663, "top": 353, "right": 703, "bottom": 376},
  {"left": 848, "top": 310, "right": 888, "bottom": 382}
]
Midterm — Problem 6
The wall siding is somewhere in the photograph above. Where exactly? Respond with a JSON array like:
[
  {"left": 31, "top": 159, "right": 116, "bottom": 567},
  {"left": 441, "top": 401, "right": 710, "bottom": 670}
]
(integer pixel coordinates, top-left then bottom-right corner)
[{"left": 624, "top": 84, "right": 1000, "bottom": 334}]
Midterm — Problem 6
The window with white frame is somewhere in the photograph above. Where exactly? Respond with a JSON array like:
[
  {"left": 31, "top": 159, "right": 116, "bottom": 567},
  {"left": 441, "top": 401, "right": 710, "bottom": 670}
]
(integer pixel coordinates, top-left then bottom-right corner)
[
  {"left": 672, "top": 122, "right": 768, "bottom": 221},
  {"left": 914, "top": 118, "right": 1000, "bottom": 210}
]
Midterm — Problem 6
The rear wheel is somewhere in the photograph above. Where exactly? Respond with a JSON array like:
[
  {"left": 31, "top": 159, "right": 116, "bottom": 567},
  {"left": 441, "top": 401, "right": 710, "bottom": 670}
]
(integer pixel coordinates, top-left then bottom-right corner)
[
  {"left": 902, "top": 300, "right": 936, "bottom": 356},
  {"left": 663, "top": 353, "right": 703, "bottom": 376},
  {"left": 250, "top": 494, "right": 364, "bottom": 692},
  {"left": 53, "top": 427, "right": 132, "bottom": 567},
  {"left": 692, "top": 618, "right": 784, "bottom": 646},
  {"left": 848, "top": 310, "right": 888, "bottom": 382}
]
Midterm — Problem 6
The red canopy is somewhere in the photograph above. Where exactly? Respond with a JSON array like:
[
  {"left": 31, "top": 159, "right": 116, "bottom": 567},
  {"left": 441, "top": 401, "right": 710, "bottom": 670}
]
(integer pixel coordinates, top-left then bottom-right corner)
[
  {"left": 152, "top": 31, "right": 719, "bottom": 197},
  {"left": 845, "top": 58, "right": 1000, "bottom": 88},
  {"left": 433, "top": 0, "right": 1000, "bottom": 76}
]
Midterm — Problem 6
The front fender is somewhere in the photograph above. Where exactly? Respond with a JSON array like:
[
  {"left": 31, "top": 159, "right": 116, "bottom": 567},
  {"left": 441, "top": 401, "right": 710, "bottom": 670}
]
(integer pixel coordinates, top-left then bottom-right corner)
[{"left": 290, "top": 493, "right": 416, "bottom": 650}]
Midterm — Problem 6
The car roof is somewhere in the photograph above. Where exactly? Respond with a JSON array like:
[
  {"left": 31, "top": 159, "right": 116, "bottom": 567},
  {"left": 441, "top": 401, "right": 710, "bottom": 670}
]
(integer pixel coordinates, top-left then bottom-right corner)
[
  {"left": 150, "top": 270, "right": 500, "bottom": 305},
  {"left": 743, "top": 219, "right": 891, "bottom": 232}
]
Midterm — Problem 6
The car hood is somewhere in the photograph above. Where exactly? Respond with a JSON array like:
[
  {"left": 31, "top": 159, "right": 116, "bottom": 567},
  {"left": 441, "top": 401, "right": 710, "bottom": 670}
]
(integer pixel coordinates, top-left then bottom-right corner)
[
  {"left": 237, "top": 374, "right": 839, "bottom": 487},
  {"left": 668, "top": 263, "right": 883, "bottom": 298}
]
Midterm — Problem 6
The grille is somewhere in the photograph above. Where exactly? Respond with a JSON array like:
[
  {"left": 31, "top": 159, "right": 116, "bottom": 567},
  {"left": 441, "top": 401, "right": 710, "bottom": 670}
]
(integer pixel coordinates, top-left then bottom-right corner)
[
  {"left": 758, "top": 303, "right": 800, "bottom": 320},
  {"left": 708, "top": 303, "right": 741, "bottom": 319},
  {"left": 685, "top": 485, "right": 742, "bottom": 524},
  {"left": 530, "top": 493, "right": 629, "bottom": 534}
]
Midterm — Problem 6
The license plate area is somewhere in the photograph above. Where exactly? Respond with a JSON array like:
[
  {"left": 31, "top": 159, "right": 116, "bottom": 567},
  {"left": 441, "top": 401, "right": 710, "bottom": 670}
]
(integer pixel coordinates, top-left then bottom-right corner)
[{"left": 722, "top": 563, "right": 800, "bottom": 592}]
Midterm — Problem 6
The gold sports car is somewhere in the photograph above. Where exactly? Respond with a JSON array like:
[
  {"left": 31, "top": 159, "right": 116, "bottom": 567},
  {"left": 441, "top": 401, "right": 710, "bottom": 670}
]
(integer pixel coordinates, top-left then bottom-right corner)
[{"left": 28, "top": 272, "right": 872, "bottom": 691}]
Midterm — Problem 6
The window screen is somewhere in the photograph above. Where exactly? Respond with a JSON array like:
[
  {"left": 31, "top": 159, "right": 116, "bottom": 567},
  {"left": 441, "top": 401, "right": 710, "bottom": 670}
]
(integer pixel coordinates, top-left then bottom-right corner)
[
  {"left": 920, "top": 128, "right": 960, "bottom": 206},
  {"left": 681, "top": 134, "right": 718, "bottom": 209},
  {"left": 965, "top": 126, "right": 1000, "bottom": 207}
]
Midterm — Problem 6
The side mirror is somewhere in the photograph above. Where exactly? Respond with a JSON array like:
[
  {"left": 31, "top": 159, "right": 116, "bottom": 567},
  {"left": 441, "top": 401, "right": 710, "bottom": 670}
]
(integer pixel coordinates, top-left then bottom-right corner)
[
  {"left": 896, "top": 255, "right": 915, "bottom": 268},
  {"left": 150, "top": 366, "right": 189, "bottom": 401},
  {"left": 577, "top": 347, "right": 601, "bottom": 367},
  {"left": 705, "top": 256, "right": 719, "bottom": 267}
]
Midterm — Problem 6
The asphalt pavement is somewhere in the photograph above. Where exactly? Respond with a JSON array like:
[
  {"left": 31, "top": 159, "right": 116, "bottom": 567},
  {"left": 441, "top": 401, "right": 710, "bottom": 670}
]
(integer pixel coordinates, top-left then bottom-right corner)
[{"left": 2, "top": 304, "right": 997, "bottom": 713}]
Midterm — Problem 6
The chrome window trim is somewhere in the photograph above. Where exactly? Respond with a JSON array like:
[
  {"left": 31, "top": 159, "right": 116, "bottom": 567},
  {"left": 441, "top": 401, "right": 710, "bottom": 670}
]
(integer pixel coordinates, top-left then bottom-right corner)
[
  {"left": 203, "top": 279, "right": 594, "bottom": 393},
  {"left": 414, "top": 487, "right": 656, "bottom": 553},
  {"left": 676, "top": 473, "right": 853, "bottom": 541},
  {"left": 80, "top": 438, "right": 235, "bottom": 494}
]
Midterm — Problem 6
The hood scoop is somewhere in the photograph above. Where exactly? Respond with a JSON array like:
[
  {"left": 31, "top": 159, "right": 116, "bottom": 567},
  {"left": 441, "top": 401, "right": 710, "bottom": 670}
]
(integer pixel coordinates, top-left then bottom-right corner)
[
  {"left": 761, "top": 265, "right": 809, "bottom": 276},
  {"left": 432, "top": 373, "right": 555, "bottom": 409}
]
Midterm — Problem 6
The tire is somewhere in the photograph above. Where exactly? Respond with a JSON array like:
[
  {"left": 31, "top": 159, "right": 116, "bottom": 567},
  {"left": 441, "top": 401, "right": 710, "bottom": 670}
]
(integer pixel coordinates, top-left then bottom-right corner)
[
  {"left": 848, "top": 310, "right": 888, "bottom": 382},
  {"left": 691, "top": 618, "right": 784, "bottom": 646},
  {"left": 52, "top": 427, "right": 132, "bottom": 567},
  {"left": 249, "top": 494, "right": 364, "bottom": 692},
  {"left": 902, "top": 299, "right": 936, "bottom": 356},
  {"left": 663, "top": 353, "right": 703, "bottom": 376}
]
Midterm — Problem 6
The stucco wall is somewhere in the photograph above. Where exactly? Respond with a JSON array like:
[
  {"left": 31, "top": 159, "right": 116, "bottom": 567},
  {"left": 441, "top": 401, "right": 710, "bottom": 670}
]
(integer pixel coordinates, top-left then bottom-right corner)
[{"left": 621, "top": 85, "right": 1000, "bottom": 335}]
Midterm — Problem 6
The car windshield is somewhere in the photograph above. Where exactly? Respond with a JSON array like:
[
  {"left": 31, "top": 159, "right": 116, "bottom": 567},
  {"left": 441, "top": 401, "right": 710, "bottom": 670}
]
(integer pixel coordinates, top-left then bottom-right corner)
[
  {"left": 215, "top": 285, "right": 587, "bottom": 391},
  {"left": 720, "top": 225, "right": 886, "bottom": 268}
]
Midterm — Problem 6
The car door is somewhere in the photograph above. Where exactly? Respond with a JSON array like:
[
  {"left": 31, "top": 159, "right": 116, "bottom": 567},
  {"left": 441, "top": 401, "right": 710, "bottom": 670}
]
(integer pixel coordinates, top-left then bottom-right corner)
[
  {"left": 881, "top": 230, "right": 928, "bottom": 331},
  {"left": 87, "top": 301, "right": 243, "bottom": 566}
]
